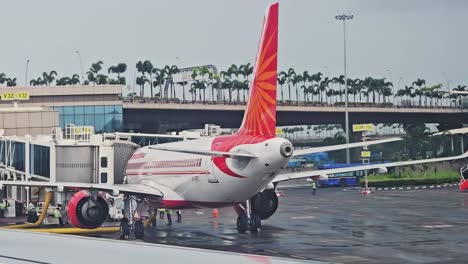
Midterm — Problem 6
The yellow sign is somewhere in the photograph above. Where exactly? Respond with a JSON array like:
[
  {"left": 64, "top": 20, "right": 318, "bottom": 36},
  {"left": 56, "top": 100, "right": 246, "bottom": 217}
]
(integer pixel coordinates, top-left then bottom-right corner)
[
  {"left": 361, "top": 150, "right": 371, "bottom": 158},
  {"left": 74, "top": 126, "right": 93, "bottom": 135},
  {"left": 275, "top": 128, "right": 283, "bottom": 135},
  {"left": 352, "top": 124, "right": 373, "bottom": 132},
  {"left": 1, "top": 92, "right": 30, "bottom": 101}
]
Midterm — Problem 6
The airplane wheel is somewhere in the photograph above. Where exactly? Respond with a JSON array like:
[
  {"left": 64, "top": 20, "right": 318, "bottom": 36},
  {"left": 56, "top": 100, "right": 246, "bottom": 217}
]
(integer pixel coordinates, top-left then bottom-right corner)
[
  {"left": 253, "top": 214, "right": 261, "bottom": 230},
  {"left": 237, "top": 214, "right": 248, "bottom": 234},
  {"left": 249, "top": 216, "right": 258, "bottom": 234},
  {"left": 134, "top": 220, "right": 145, "bottom": 239}
]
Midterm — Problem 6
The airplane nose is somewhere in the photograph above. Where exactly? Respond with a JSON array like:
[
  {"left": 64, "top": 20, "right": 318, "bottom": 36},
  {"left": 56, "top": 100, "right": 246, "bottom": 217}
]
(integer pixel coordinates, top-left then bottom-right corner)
[{"left": 279, "top": 141, "right": 293, "bottom": 158}]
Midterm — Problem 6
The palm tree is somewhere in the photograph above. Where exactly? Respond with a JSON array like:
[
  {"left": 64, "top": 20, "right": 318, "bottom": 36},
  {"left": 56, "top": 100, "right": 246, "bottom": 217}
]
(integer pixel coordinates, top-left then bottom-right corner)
[
  {"left": 286, "top": 68, "right": 296, "bottom": 102},
  {"left": 56, "top": 77, "right": 70, "bottom": 86},
  {"left": 292, "top": 74, "right": 303, "bottom": 103},
  {"left": 6, "top": 78, "right": 17, "bottom": 87},
  {"left": 227, "top": 64, "right": 240, "bottom": 101},
  {"left": 87, "top": 61, "right": 104, "bottom": 85},
  {"left": 96, "top": 74, "right": 108, "bottom": 85},
  {"left": 239, "top": 63, "right": 253, "bottom": 101},
  {"left": 403, "top": 85, "right": 413, "bottom": 103},
  {"left": 136, "top": 76, "right": 149, "bottom": 97},
  {"left": 152, "top": 70, "right": 166, "bottom": 99},
  {"left": 164, "top": 65, "right": 179, "bottom": 99},
  {"left": 452, "top": 85, "right": 467, "bottom": 107},
  {"left": 333, "top": 75, "right": 345, "bottom": 102},
  {"left": 108, "top": 63, "right": 127, "bottom": 85},
  {"left": 136, "top": 61, "right": 146, "bottom": 95},
  {"left": 42, "top": 71, "right": 57, "bottom": 86},
  {"left": 198, "top": 66, "right": 212, "bottom": 101},
  {"left": 412, "top": 78, "right": 426, "bottom": 106},
  {"left": 190, "top": 81, "right": 199, "bottom": 102},
  {"left": 0, "top": 73, "right": 6, "bottom": 86},
  {"left": 277, "top": 71, "right": 287, "bottom": 102},
  {"left": 69, "top": 74, "right": 81, "bottom": 85},
  {"left": 143, "top": 61, "right": 155, "bottom": 97},
  {"left": 177, "top": 81, "right": 188, "bottom": 102},
  {"left": 221, "top": 78, "right": 232, "bottom": 102}
]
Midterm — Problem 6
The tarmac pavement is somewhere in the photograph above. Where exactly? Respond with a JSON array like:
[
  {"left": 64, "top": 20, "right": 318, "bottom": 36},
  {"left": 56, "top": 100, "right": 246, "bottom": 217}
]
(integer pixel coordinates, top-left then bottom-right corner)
[{"left": 2, "top": 186, "right": 468, "bottom": 263}]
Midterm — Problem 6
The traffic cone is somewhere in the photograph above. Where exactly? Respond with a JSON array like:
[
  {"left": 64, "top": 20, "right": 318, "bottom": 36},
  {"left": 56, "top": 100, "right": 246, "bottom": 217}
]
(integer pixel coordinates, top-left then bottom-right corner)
[{"left": 212, "top": 208, "right": 219, "bottom": 218}]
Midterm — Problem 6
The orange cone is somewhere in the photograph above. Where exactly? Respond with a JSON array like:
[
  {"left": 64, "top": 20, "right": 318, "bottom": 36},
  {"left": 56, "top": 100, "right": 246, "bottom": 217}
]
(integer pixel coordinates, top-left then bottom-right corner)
[{"left": 212, "top": 208, "right": 219, "bottom": 218}]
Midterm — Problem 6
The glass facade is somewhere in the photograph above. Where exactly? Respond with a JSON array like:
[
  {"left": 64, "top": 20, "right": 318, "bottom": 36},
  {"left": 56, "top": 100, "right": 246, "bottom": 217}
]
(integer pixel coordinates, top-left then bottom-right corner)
[
  {"left": 0, "top": 141, "right": 25, "bottom": 172},
  {"left": 53, "top": 105, "right": 123, "bottom": 133},
  {"left": 30, "top": 144, "right": 50, "bottom": 178}
]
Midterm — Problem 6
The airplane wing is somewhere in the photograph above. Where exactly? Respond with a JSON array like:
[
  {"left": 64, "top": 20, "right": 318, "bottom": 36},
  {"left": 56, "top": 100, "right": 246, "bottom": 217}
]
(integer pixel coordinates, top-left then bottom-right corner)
[
  {"left": 0, "top": 181, "right": 163, "bottom": 197},
  {"left": 292, "top": 137, "right": 402, "bottom": 156},
  {"left": 149, "top": 146, "right": 257, "bottom": 158},
  {"left": 273, "top": 151, "right": 468, "bottom": 183}
]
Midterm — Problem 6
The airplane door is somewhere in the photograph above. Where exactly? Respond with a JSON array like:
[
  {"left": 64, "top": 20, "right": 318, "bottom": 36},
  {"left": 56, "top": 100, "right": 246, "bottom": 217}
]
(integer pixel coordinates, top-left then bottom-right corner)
[{"left": 207, "top": 158, "right": 219, "bottom": 183}]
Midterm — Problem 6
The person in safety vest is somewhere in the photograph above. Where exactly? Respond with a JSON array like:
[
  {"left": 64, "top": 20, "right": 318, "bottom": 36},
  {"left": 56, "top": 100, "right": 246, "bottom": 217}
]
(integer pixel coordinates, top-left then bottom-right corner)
[
  {"left": 166, "top": 209, "right": 173, "bottom": 225},
  {"left": 0, "top": 200, "right": 6, "bottom": 218},
  {"left": 53, "top": 207, "right": 64, "bottom": 226}
]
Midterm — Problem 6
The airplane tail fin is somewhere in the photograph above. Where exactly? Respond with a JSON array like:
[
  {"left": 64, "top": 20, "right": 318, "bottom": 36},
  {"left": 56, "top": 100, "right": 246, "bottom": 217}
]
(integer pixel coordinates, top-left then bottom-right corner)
[{"left": 236, "top": 3, "right": 278, "bottom": 137}]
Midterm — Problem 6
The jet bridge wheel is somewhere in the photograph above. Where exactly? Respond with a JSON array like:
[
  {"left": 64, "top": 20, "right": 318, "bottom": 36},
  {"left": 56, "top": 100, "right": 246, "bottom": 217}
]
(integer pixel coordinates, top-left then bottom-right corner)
[
  {"left": 237, "top": 214, "right": 248, "bottom": 234},
  {"left": 134, "top": 220, "right": 145, "bottom": 239},
  {"left": 120, "top": 221, "right": 130, "bottom": 240}
]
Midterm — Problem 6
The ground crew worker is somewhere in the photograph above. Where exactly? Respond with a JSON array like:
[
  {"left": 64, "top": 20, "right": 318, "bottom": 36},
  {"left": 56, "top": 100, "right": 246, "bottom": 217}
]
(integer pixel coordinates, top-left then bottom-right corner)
[
  {"left": 312, "top": 181, "right": 317, "bottom": 196},
  {"left": 166, "top": 209, "right": 173, "bottom": 225},
  {"left": 120, "top": 214, "right": 130, "bottom": 240},
  {"left": 54, "top": 207, "right": 64, "bottom": 227},
  {"left": 27, "top": 202, "right": 35, "bottom": 212},
  {"left": 158, "top": 208, "right": 165, "bottom": 219},
  {"left": 176, "top": 210, "right": 182, "bottom": 223},
  {"left": 0, "top": 200, "right": 6, "bottom": 218},
  {"left": 26, "top": 202, "right": 36, "bottom": 223}
]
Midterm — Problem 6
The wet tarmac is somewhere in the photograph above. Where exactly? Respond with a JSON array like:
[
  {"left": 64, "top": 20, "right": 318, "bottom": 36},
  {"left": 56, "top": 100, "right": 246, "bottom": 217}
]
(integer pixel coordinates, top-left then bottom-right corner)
[
  {"left": 77, "top": 186, "right": 468, "bottom": 263},
  {"left": 3, "top": 186, "right": 468, "bottom": 263}
]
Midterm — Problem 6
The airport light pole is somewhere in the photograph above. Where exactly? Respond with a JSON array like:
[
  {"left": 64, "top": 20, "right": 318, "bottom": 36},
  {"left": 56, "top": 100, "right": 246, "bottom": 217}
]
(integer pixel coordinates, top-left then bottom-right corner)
[
  {"left": 335, "top": 13, "right": 353, "bottom": 164},
  {"left": 76, "top": 50, "right": 85, "bottom": 84},
  {"left": 25, "top": 59, "right": 30, "bottom": 86}
]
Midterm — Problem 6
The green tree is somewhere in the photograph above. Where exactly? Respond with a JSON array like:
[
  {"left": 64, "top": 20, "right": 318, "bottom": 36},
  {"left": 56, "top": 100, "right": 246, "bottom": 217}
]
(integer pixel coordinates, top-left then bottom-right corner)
[
  {"left": 136, "top": 76, "right": 149, "bottom": 97},
  {"left": 277, "top": 71, "right": 287, "bottom": 102},
  {"left": 108, "top": 63, "right": 127, "bottom": 85},
  {"left": 6, "top": 78, "right": 17, "bottom": 87},
  {"left": 0, "top": 73, "right": 6, "bottom": 86},
  {"left": 42, "top": 71, "right": 57, "bottom": 86},
  {"left": 164, "top": 65, "right": 179, "bottom": 99},
  {"left": 286, "top": 68, "right": 296, "bottom": 102}
]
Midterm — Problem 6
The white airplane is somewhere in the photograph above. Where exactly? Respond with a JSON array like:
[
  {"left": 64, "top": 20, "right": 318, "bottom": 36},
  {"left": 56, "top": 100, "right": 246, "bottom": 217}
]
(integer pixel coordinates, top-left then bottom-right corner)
[{"left": 1, "top": 3, "right": 467, "bottom": 237}]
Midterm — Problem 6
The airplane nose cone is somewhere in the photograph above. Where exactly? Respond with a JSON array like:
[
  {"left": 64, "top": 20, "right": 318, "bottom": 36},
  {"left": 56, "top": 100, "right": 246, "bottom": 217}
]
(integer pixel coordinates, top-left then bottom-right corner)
[{"left": 279, "top": 141, "right": 293, "bottom": 158}]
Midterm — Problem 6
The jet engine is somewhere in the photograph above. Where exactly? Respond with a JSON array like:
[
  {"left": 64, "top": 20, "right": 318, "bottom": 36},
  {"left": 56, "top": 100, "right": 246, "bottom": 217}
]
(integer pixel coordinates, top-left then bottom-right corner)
[{"left": 67, "top": 190, "right": 109, "bottom": 229}]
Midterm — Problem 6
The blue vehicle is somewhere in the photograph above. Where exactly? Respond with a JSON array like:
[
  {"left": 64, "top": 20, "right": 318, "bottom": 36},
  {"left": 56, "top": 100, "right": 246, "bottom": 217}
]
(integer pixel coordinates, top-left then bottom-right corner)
[{"left": 318, "top": 162, "right": 389, "bottom": 187}]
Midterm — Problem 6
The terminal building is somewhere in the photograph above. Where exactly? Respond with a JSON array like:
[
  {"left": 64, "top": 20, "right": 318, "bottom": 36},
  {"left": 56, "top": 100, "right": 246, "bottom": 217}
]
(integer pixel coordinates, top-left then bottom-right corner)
[{"left": 0, "top": 85, "right": 123, "bottom": 133}]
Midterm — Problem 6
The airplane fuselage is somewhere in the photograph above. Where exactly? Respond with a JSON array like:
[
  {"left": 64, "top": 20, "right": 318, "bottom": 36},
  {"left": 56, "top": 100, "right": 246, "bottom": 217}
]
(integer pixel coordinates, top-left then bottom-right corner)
[{"left": 125, "top": 134, "right": 292, "bottom": 209}]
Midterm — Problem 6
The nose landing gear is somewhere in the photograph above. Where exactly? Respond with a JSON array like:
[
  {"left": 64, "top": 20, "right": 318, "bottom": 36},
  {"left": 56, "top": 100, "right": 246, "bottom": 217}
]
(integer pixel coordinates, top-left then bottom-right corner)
[{"left": 236, "top": 199, "right": 261, "bottom": 234}]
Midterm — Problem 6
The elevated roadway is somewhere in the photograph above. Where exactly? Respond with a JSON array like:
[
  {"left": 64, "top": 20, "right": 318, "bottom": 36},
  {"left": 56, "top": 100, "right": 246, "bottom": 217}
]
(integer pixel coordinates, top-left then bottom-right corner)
[{"left": 123, "top": 102, "right": 468, "bottom": 133}]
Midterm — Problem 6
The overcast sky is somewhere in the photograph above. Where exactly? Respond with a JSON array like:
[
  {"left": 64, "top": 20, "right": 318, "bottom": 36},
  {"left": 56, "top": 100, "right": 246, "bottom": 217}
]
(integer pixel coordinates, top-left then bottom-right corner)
[{"left": 0, "top": 0, "right": 466, "bottom": 93}]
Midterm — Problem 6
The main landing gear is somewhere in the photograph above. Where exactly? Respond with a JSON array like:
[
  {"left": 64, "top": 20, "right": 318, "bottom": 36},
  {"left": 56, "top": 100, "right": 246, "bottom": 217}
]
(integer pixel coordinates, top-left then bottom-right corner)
[
  {"left": 236, "top": 199, "right": 261, "bottom": 234},
  {"left": 120, "top": 194, "right": 147, "bottom": 240}
]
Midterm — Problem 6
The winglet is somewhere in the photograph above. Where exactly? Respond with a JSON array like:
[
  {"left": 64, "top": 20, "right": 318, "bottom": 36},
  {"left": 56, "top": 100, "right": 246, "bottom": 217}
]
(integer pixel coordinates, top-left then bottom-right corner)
[{"left": 236, "top": 3, "right": 278, "bottom": 137}]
